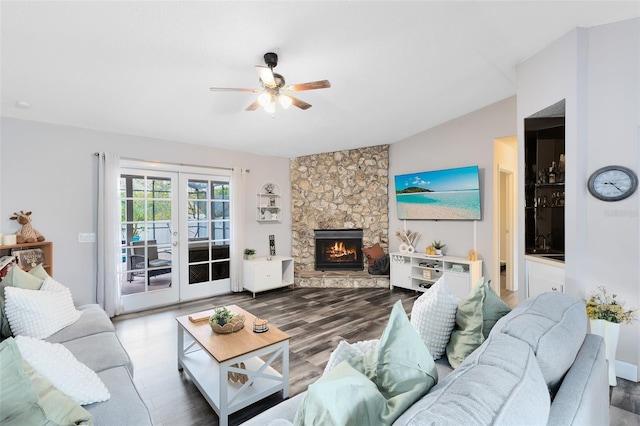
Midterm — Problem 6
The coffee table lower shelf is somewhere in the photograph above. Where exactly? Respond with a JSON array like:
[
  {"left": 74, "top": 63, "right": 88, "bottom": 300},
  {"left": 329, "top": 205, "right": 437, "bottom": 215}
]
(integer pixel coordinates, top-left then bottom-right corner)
[{"left": 178, "top": 341, "right": 289, "bottom": 426}]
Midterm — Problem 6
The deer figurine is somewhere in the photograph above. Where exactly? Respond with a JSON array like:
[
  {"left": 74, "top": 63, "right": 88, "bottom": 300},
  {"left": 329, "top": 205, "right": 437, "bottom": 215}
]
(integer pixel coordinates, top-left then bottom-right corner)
[{"left": 10, "top": 211, "right": 45, "bottom": 243}]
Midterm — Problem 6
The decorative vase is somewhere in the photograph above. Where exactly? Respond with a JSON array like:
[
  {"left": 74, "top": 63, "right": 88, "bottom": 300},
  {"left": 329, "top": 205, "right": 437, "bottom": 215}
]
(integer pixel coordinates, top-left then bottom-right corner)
[
  {"left": 589, "top": 319, "right": 620, "bottom": 386},
  {"left": 399, "top": 243, "right": 408, "bottom": 253}
]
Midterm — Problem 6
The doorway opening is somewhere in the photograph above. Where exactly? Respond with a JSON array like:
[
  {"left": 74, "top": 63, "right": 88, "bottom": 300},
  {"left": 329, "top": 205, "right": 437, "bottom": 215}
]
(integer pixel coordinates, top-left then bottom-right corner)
[{"left": 494, "top": 136, "right": 518, "bottom": 308}]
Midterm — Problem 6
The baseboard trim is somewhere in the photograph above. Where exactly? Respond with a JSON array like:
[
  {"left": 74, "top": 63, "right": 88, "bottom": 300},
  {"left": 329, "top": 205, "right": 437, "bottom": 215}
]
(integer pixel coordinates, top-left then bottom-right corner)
[{"left": 616, "top": 360, "right": 638, "bottom": 382}]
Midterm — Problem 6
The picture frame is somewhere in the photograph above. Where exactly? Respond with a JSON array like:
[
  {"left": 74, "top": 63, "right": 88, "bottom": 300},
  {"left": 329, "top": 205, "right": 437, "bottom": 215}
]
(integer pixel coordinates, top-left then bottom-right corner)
[
  {"left": 422, "top": 269, "right": 432, "bottom": 280},
  {"left": 12, "top": 248, "right": 45, "bottom": 269}
]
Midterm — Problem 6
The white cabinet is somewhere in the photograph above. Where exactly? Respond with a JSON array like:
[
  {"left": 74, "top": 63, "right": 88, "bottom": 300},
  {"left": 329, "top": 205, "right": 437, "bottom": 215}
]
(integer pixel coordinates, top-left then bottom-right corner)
[
  {"left": 243, "top": 256, "right": 294, "bottom": 297},
  {"left": 390, "top": 252, "right": 482, "bottom": 301},
  {"left": 257, "top": 183, "right": 282, "bottom": 222},
  {"left": 525, "top": 256, "right": 564, "bottom": 298}
]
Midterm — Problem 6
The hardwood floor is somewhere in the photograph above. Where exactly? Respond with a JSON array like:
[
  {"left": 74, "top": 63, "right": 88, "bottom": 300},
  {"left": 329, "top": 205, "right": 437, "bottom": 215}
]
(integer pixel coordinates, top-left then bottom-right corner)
[{"left": 113, "top": 286, "right": 640, "bottom": 426}]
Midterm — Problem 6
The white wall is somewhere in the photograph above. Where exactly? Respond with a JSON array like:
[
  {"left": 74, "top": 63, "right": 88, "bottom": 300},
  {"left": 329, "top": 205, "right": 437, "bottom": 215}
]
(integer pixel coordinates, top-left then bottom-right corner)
[
  {"left": 0, "top": 118, "right": 291, "bottom": 306},
  {"left": 389, "top": 96, "right": 517, "bottom": 285},
  {"left": 517, "top": 18, "right": 640, "bottom": 378}
]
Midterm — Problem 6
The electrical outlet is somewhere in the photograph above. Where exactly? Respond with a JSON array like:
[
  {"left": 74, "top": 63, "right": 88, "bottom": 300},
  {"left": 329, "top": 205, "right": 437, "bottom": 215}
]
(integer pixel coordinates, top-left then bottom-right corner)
[{"left": 78, "top": 233, "right": 96, "bottom": 243}]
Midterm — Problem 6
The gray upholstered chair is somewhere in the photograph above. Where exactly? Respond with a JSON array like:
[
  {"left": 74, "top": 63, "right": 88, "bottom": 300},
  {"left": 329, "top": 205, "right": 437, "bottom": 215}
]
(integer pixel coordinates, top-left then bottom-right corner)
[{"left": 129, "top": 240, "right": 172, "bottom": 285}]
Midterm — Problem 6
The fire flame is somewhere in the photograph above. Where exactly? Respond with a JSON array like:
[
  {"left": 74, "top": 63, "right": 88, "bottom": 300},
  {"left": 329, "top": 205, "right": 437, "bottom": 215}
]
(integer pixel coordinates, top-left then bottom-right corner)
[{"left": 326, "top": 241, "right": 356, "bottom": 260}]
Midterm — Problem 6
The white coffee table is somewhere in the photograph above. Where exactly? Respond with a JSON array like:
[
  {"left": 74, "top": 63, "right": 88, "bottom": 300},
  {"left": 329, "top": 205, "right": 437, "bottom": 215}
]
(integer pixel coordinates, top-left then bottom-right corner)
[{"left": 176, "top": 305, "right": 290, "bottom": 426}]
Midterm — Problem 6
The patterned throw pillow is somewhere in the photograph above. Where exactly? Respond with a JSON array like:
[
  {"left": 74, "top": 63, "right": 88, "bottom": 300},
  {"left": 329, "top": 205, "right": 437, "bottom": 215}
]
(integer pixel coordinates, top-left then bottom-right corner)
[
  {"left": 16, "top": 335, "right": 110, "bottom": 405},
  {"left": 4, "top": 277, "right": 81, "bottom": 339},
  {"left": 410, "top": 276, "right": 459, "bottom": 359},
  {"left": 323, "top": 339, "right": 378, "bottom": 375}
]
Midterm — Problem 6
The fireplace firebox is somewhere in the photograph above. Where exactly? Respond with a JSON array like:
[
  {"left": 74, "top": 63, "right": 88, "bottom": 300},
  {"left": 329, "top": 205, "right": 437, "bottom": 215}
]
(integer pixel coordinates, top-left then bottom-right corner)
[{"left": 314, "top": 229, "right": 363, "bottom": 271}]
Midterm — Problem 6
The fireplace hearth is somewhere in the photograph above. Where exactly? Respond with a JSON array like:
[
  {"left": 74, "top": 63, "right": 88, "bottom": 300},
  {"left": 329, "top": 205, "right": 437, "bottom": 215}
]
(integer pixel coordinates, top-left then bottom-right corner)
[{"left": 314, "top": 229, "right": 363, "bottom": 271}]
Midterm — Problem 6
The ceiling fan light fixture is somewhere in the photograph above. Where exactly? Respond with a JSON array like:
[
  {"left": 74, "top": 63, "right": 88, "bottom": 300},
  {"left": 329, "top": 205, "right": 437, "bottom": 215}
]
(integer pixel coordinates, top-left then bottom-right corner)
[
  {"left": 264, "top": 101, "right": 276, "bottom": 114},
  {"left": 277, "top": 94, "right": 293, "bottom": 109},
  {"left": 258, "top": 92, "right": 272, "bottom": 107}
]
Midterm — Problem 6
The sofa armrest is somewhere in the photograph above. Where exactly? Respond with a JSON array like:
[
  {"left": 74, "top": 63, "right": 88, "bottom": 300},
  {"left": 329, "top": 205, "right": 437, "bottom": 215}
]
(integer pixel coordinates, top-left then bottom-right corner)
[{"left": 547, "top": 333, "right": 609, "bottom": 426}]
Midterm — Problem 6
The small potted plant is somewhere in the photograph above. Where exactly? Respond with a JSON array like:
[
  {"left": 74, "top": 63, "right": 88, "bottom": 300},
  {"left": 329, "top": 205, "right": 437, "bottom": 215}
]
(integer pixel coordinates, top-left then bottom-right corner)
[
  {"left": 432, "top": 240, "right": 446, "bottom": 256},
  {"left": 209, "top": 307, "right": 245, "bottom": 334},
  {"left": 243, "top": 248, "right": 256, "bottom": 260}
]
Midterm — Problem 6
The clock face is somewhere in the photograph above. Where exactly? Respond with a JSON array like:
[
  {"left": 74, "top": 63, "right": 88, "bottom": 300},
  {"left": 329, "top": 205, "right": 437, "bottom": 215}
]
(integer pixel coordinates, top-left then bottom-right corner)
[{"left": 588, "top": 166, "right": 638, "bottom": 201}]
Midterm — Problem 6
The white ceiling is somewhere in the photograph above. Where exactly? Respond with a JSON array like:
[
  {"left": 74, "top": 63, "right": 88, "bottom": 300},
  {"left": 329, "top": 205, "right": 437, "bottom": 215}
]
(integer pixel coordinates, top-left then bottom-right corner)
[{"left": 2, "top": 1, "right": 639, "bottom": 158}]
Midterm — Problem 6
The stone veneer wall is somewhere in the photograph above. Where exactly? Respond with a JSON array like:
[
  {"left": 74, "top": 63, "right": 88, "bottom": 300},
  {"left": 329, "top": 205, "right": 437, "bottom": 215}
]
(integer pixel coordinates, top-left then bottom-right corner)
[{"left": 290, "top": 145, "right": 389, "bottom": 288}]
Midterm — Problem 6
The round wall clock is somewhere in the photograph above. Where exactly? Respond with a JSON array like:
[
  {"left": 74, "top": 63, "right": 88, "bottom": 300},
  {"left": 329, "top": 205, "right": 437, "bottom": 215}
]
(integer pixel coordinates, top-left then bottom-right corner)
[{"left": 587, "top": 165, "right": 638, "bottom": 201}]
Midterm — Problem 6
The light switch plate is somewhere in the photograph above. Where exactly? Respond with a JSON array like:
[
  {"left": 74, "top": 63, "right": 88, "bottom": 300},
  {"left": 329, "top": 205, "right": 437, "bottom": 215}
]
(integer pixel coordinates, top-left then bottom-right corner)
[{"left": 78, "top": 233, "right": 96, "bottom": 243}]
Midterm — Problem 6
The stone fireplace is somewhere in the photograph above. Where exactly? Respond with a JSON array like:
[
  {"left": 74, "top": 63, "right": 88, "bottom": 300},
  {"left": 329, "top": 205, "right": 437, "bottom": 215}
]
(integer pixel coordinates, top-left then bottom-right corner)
[
  {"left": 314, "top": 229, "right": 363, "bottom": 271},
  {"left": 291, "top": 145, "right": 389, "bottom": 288}
]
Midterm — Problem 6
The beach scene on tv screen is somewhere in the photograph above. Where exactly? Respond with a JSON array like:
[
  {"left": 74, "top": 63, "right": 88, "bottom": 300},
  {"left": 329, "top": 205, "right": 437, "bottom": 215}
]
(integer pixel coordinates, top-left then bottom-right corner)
[{"left": 395, "top": 166, "right": 481, "bottom": 220}]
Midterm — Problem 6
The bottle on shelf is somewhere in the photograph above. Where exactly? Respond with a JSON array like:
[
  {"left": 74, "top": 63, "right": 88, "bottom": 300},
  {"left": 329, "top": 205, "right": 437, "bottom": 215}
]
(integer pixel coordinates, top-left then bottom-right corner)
[{"left": 548, "top": 161, "right": 557, "bottom": 184}]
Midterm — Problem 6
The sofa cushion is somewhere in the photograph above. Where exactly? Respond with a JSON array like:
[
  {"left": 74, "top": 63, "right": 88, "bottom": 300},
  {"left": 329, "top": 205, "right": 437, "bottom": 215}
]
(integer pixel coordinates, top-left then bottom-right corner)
[
  {"left": 293, "top": 300, "right": 437, "bottom": 425},
  {"left": 62, "top": 331, "right": 133, "bottom": 374},
  {"left": 26, "top": 264, "right": 51, "bottom": 282},
  {"left": 446, "top": 278, "right": 511, "bottom": 368},
  {"left": 0, "top": 265, "right": 45, "bottom": 339},
  {"left": 489, "top": 291, "right": 587, "bottom": 395},
  {"left": 410, "top": 276, "right": 459, "bottom": 359},
  {"left": 0, "top": 337, "right": 93, "bottom": 425},
  {"left": 15, "top": 335, "right": 110, "bottom": 406},
  {"left": 4, "top": 278, "right": 81, "bottom": 339},
  {"left": 86, "top": 366, "right": 154, "bottom": 426},
  {"left": 46, "top": 304, "right": 115, "bottom": 344},
  {"left": 395, "top": 333, "right": 550, "bottom": 426},
  {"left": 323, "top": 339, "right": 377, "bottom": 375}
]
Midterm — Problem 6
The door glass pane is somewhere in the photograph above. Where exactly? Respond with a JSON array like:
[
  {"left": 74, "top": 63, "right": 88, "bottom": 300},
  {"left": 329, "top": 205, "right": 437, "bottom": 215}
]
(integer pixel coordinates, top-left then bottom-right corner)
[
  {"left": 120, "top": 174, "right": 173, "bottom": 295},
  {"left": 187, "top": 178, "right": 230, "bottom": 285}
]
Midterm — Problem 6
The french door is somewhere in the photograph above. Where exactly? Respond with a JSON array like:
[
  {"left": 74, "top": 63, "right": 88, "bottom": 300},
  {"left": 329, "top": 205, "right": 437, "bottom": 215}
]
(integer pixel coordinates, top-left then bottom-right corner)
[{"left": 119, "top": 166, "right": 231, "bottom": 313}]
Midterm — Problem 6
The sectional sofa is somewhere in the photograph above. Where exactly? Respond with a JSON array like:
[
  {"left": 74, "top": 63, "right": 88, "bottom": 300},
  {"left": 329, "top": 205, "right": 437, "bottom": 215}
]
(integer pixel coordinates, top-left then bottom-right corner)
[
  {"left": 242, "top": 291, "right": 609, "bottom": 425},
  {"left": 0, "top": 265, "right": 152, "bottom": 425}
]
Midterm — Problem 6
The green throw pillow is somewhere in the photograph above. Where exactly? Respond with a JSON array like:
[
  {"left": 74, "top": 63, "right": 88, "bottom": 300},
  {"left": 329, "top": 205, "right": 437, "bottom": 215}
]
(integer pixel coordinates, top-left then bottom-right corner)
[
  {"left": 446, "top": 278, "right": 511, "bottom": 368},
  {"left": 27, "top": 264, "right": 51, "bottom": 282},
  {"left": 294, "top": 300, "right": 437, "bottom": 425},
  {"left": 0, "top": 338, "right": 93, "bottom": 426},
  {"left": 0, "top": 266, "right": 45, "bottom": 338}
]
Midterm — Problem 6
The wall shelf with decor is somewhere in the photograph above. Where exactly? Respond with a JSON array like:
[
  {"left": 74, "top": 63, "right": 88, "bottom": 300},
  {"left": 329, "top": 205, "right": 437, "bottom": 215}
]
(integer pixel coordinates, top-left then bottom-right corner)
[
  {"left": 0, "top": 241, "right": 53, "bottom": 276},
  {"left": 390, "top": 252, "right": 481, "bottom": 301},
  {"left": 257, "top": 182, "right": 282, "bottom": 223}
]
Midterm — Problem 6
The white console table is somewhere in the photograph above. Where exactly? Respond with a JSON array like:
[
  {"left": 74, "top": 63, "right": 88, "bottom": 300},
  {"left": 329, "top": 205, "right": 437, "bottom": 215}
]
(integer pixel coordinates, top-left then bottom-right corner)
[
  {"left": 242, "top": 256, "right": 294, "bottom": 297},
  {"left": 390, "top": 252, "right": 482, "bottom": 301}
]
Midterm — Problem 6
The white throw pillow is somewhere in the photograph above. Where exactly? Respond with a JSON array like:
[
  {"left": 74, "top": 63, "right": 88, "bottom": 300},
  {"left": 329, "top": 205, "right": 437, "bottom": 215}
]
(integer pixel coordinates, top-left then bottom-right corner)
[
  {"left": 410, "top": 276, "right": 459, "bottom": 359},
  {"left": 323, "top": 339, "right": 378, "bottom": 375},
  {"left": 15, "top": 335, "right": 110, "bottom": 405},
  {"left": 4, "top": 277, "right": 81, "bottom": 339}
]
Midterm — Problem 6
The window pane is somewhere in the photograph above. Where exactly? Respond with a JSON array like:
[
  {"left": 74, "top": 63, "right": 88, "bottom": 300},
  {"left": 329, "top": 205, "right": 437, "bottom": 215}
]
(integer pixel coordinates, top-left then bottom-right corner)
[
  {"left": 149, "top": 178, "right": 171, "bottom": 198},
  {"left": 211, "top": 182, "right": 229, "bottom": 200},
  {"left": 188, "top": 180, "right": 208, "bottom": 199},
  {"left": 212, "top": 261, "right": 230, "bottom": 280},
  {"left": 188, "top": 221, "right": 209, "bottom": 240},
  {"left": 147, "top": 200, "right": 171, "bottom": 221},
  {"left": 211, "top": 201, "right": 227, "bottom": 219}
]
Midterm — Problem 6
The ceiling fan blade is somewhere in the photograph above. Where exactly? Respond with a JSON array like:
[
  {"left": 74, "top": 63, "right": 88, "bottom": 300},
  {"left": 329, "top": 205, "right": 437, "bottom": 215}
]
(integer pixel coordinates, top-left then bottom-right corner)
[
  {"left": 245, "top": 100, "right": 261, "bottom": 111},
  {"left": 285, "top": 80, "right": 331, "bottom": 92},
  {"left": 210, "top": 87, "right": 261, "bottom": 93},
  {"left": 256, "top": 66, "right": 276, "bottom": 88},
  {"left": 289, "top": 96, "right": 312, "bottom": 110}
]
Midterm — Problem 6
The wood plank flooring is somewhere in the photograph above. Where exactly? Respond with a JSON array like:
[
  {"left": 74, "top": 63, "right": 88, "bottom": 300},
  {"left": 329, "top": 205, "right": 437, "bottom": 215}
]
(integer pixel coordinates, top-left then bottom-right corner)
[
  {"left": 113, "top": 286, "right": 640, "bottom": 426},
  {"left": 113, "top": 287, "right": 420, "bottom": 425}
]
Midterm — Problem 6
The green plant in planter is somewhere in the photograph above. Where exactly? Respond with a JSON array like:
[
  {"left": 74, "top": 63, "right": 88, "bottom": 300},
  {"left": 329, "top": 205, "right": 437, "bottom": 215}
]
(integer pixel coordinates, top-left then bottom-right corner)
[
  {"left": 244, "top": 248, "right": 256, "bottom": 256},
  {"left": 432, "top": 240, "right": 446, "bottom": 250},
  {"left": 210, "top": 307, "right": 236, "bottom": 326}
]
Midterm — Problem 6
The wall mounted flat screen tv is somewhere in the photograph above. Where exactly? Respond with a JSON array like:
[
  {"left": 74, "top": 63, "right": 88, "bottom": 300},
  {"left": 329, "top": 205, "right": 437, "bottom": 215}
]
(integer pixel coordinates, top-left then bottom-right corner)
[{"left": 395, "top": 165, "right": 481, "bottom": 220}]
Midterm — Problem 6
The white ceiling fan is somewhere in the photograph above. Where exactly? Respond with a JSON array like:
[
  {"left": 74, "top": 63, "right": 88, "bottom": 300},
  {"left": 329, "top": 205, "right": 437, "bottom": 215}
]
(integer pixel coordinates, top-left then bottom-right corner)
[{"left": 210, "top": 52, "right": 331, "bottom": 113}]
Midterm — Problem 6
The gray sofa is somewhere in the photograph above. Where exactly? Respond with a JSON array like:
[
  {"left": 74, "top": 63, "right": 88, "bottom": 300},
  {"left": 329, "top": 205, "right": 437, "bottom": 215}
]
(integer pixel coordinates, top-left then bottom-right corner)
[
  {"left": 242, "top": 291, "right": 609, "bottom": 426},
  {"left": 43, "top": 303, "right": 153, "bottom": 425}
]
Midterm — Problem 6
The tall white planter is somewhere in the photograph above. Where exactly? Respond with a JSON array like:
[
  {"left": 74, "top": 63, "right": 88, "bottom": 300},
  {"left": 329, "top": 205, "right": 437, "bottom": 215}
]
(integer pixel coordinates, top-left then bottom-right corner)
[{"left": 589, "top": 319, "right": 620, "bottom": 386}]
